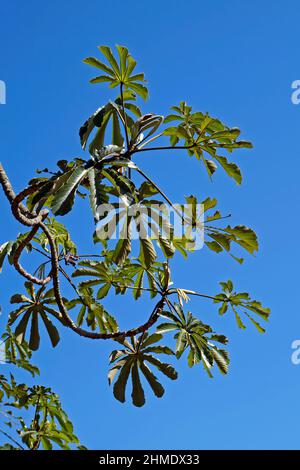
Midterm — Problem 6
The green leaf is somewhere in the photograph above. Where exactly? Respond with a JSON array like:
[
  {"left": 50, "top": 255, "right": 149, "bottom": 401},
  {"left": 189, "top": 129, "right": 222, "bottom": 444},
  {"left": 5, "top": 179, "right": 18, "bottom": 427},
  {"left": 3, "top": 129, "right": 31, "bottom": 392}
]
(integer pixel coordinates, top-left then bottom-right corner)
[
  {"left": 214, "top": 155, "right": 242, "bottom": 184},
  {"left": 89, "top": 75, "right": 112, "bottom": 84},
  {"left": 79, "top": 105, "right": 109, "bottom": 150},
  {"left": 204, "top": 159, "right": 218, "bottom": 177},
  {"left": 245, "top": 313, "right": 266, "bottom": 333},
  {"left": 113, "top": 237, "right": 131, "bottom": 266},
  {"left": 133, "top": 270, "right": 144, "bottom": 300},
  {"left": 164, "top": 102, "right": 251, "bottom": 181},
  {"left": 141, "top": 333, "right": 162, "bottom": 348},
  {"left": 128, "top": 82, "right": 148, "bottom": 100},
  {"left": 143, "top": 345, "right": 174, "bottom": 355},
  {"left": 98, "top": 46, "right": 120, "bottom": 77},
  {"left": 108, "top": 359, "right": 127, "bottom": 386},
  {"left": 131, "top": 362, "right": 145, "bottom": 407},
  {"left": 10, "top": 294, "right": 31, "bottom": 304},
  {"left": 113, "top": 358, "right": 133, "bottom": 403},
  {"left": 211, "top": 348, "right": 229, "bottom": 375},
  {"left": 14, "top": 310, "right": 32, "bottom": 344},
  {"left": 215, "top": 280, "right": 270, "bottom": 331},
  {"left": 224, "top": 225, "right": 258, "bottom": 254},
  {"left": 108, "top": 332, "right": 178, "bottom": 406},
  {"left": 97, "top": 283, "right": 111, "bottom": 300},
  {"left": 52, "top": 166, "right": 89, "bottom": 216},
  {"left": 40, "top": 312, "right": 60, "bottom": 348},
  {"left": 143, "top": 355, "right": 178, "bottom": 380},
  {"left": 205, "top": 241, "right": 223, "bottom": 253},
  {"left": 83, "top": 57, "right": 114, "bottom": 76},
  {"left": 29, "top": 312, "right": 40, "bottom": 351},
  {"left": 112, "top": 112, "right": 124, "bottom": 147},
  {"left": 85, "top": 45, "right": 148, "bottom": 100},
  {"left": 139, "top": 239, "right": 157, "bottom": 268},
  {"left": 139, "top": 182, "right": 159, "bottom": 199},
  {"left": 139, "top": 362, "right": 164, "bottom": 398},
  {"left": 158, "top": 237, "right": 175, "bottom": 259},
  {"left": 156, "top": 323, "right": 178, "bottom": 334}
]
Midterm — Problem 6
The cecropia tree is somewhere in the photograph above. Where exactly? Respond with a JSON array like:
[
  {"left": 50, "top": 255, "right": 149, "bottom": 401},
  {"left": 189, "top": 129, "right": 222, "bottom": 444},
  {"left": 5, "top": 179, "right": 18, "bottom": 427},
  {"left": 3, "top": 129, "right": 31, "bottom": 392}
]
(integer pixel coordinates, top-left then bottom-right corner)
[{"left": 0, "top": 45, "right": 270, "bottom": 449}]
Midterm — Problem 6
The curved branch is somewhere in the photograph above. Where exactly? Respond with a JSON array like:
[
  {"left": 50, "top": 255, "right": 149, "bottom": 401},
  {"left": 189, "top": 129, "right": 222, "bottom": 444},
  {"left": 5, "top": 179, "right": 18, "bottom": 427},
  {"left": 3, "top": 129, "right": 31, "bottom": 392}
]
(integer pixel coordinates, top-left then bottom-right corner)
[
  {"left": 42, "top": 223, "right": 165, "bottom": 339},
  {"left": 0, "top": 162, "right": 46, "bottom": 222},
  {"left": 0, "top": 163, "right": 165, "bottom": 340},
  {"left": 13, "top": 225, "right": 52, "bottom": 285},
  {"left": 132, "top": 143, "right": 197, "bottom": 154},
  {"left": 0, "top": 163, "right": 16, "bottom": 204},
  {"left": 11, "top": 184, "right": 49, "bottom": 227}
]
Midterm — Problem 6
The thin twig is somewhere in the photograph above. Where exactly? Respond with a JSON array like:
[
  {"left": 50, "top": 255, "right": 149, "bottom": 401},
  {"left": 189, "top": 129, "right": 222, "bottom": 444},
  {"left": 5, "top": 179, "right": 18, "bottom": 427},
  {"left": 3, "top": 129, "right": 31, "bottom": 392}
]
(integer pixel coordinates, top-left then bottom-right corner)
[
  {"left": 58, "top": 265, "right": 85, "bottom": 302},
  {"left": 136, "top": 132, "right": 164, "bottom": 150},
  {"left": 135, "top": 166, "right": 193, "bottom": 227},
  {"left": 120, "top": 83, "right": 130, "bottom": 150},
  {"left": 31, "top": 245, "right": 51, "bottom": 259},
  {"left": 111, "top": 281, "right": 162, "bottom": 295},
  {"left": 132, "top": 143, "right": 197, "bottom": 154},
  {"left": 168, "top": 288, "right": 228, "bottom": 302},
  {"left": 0, "top": 427, "right": 25, "bottom": 450}
]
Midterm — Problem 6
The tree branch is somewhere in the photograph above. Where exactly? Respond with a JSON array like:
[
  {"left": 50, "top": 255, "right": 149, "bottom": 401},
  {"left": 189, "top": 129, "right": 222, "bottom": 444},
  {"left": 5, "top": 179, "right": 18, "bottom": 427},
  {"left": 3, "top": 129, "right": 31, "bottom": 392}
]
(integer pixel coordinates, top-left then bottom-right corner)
[
  {"left": 0, "top": 427, "right": 25, "bottom": 450},
  {"left": 13, "top": 226, "right": 52, "bottom": 285},
  {"left": 120, "top": 82, "right": 130, "bottom": 150},
  {"left": 0, "top": 162, "right": 165, "bottom": 340},
  {"left": 132, "top": 143, "right": 197, "bottom": 155}
]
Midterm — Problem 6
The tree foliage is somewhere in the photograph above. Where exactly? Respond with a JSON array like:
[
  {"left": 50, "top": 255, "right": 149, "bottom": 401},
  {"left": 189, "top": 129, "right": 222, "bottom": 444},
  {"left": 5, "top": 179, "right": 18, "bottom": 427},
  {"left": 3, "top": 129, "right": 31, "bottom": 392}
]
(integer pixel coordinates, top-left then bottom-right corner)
[
  {"left": 0, "top": 44, "right": 270, "bottom": 449},
  {"left": 0, "top": 331, "right": 84, "bottom": 450}
]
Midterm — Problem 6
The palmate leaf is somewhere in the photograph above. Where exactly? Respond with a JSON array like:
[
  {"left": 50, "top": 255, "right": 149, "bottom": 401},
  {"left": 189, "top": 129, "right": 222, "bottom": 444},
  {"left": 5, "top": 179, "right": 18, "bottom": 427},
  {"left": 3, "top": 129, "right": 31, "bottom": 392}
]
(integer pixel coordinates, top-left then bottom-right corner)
[
  {"left": 0, "top": 327, "right": 40, "bottom": 376},
  {"left": 93, "top": 180, "right": 177, "bottom": 265},
  {"left": 66, "top": 286, "right": 118, "bottom": 333},
  {"left": 5, "top": 384, "right": 84, "bottom": 450},
  {"left": 0, "top": 43, "right": 271, "bottom": 422},
  {"left": 26, "top": 159, "right": 89, "bottom": 216},
  {"left": 163, "top": 101, "right": 252, "bottom": 183},
  {"left": 108, "top": 333, "right": 177, "bottom": 407},
  {"left": 84, "top": 45, "right": 148, "bottom": 100},
  {"left": 123, "top": 259, "right": 163, "bottom": 300},
  {"left": 79, "top": 101, "right": 126, "bottom": 152},
  {"left": 28, "top": 155, "right": 133, "bottom": 218},
  {"left": 28, "top": 158, "right": 86, "bottom": 209},
  {"left": 184, "top": 195, "right": 259, "bottom": 262},
  {"left": 72, "top": 258, "right": 162, "bottom": 302},
  {"left": 176, "top": 194, "right": 258, "bottom": 262},
  {"left": 72, "top": 259, "right": 133, "bottom": 299},
  {"left": 156, "top": 303, "right": 229, "bottom": 377},
  {"left": 214, "top": 280, "right": 270, "bottom": 333},
  {"left": 34, "top": 217, "right": 77, "bottom": 255},
  {"left": 51, "top": 165, "right": 90, "bottom": 216},
  {"left": 8, "top": 283, "right": 64, "bottom": 351},
  {"left": 79, "top": 91, "right": 141, "bottom": 155},
  {"left": 27, "top": 153, "right": 137, "bottom": 219},
  {"left": 206, "top": 225, "right": 258, "bottom": 257},
  {"left": 79, "top": 104, "right": 110, "bottom": 150},
  {"left": 2, "top": 396, "right": 56, "bottom": 450}
]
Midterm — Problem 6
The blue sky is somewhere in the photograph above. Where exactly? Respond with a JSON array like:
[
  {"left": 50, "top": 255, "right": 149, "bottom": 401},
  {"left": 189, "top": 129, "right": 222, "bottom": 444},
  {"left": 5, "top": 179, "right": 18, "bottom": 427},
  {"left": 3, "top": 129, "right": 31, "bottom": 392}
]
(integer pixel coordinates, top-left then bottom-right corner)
[{"left": 0, "top": 0, "right": 300, "bottom": 450}]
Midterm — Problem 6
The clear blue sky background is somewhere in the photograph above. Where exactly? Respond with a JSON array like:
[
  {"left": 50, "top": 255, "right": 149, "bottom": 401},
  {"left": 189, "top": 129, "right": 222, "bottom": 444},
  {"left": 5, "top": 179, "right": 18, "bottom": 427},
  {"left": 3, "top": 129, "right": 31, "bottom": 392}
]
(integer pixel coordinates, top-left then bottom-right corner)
[{"left": 0, "top": 0, "right": 299, "bottom": 450}]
